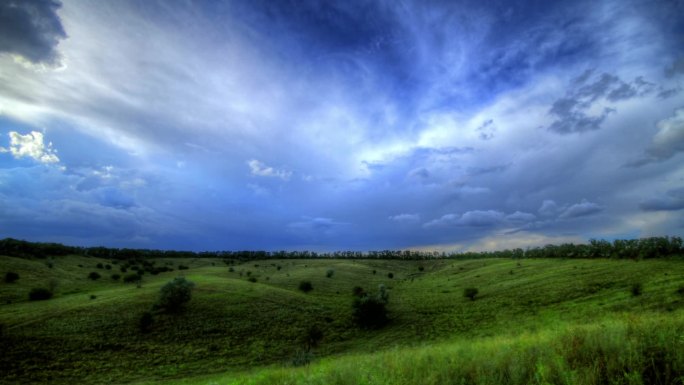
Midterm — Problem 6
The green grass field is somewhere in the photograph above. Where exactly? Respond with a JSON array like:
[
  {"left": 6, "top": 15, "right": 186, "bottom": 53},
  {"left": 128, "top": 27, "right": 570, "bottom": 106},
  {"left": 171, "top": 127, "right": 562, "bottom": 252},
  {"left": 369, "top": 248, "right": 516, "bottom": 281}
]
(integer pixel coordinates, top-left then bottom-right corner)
[{"left": 1, "top": 255, "right": 683, "bottom": 384}]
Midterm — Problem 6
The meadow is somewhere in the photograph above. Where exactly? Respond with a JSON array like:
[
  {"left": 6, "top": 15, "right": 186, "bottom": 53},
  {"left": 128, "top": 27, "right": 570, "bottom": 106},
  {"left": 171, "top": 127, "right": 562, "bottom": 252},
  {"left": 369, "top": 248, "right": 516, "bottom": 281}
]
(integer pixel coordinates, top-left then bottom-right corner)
[{"left": 1, "top": 245, "right": 683, "bottom": 384}]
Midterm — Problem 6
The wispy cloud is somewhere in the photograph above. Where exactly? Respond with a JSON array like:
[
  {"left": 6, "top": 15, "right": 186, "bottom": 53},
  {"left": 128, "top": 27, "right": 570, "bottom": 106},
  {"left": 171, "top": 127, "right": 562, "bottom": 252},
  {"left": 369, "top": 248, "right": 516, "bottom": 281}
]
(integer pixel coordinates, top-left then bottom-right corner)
[{"left": 247, "top": 159, "right": 292, "bottom": 180}]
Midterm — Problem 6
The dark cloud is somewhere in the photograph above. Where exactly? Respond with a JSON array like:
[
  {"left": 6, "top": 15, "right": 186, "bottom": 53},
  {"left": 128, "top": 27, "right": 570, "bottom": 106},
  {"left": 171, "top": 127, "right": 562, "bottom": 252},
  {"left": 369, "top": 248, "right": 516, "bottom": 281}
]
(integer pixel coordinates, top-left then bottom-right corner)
[
  {"left": 476, "top": 119, "right": 496, "bottom": 140},
  {"left": 657, "top": 88, "right": 680, "bottom": 99},
  {"left": 0, "top": 0, "right": 66, "bottom": 64},
  {"left": 548, "top": 72, "right": 653, "bottom": 134},
  {"left": 467, "top": 164, "right": 510, "bottom": 176},
  {"left": 639, "top": 188, "right": 684, "bottom": 212},
  {"left": 548, "top": 107, "right": 614, "bottom": 134},
  {"left": 665, "top": 57, "right": 684, "bottom": 78}
]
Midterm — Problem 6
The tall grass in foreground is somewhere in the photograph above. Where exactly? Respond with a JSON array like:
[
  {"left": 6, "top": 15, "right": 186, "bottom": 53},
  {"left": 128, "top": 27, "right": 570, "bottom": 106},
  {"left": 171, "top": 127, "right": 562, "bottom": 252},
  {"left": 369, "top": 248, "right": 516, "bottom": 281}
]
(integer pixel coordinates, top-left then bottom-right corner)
[{"left": 167, "top": 312, "right": 684, "bottom": 385}]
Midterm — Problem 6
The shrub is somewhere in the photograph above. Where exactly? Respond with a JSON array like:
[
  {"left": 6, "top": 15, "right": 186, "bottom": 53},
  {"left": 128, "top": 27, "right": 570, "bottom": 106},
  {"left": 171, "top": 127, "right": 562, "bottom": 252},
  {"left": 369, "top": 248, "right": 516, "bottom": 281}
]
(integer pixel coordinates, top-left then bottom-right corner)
[
  {"left": 304, "top": 325, "right": 324, "bottom": 351},
  {"left": 464, "top": 287, "right": 479, "bottom": 301},
  {"left": 156, "top": 277, "right": 195, "bottom": 313},
  {"left": 111, "top": 274, "right": 121, "bottom": 281},
  {"left": 299, "top": 280, "right": 313, "bottom": 293},
  {"left": 631, "top": 283, "right": 643, "bottom": 296},
  {"left": 677, "top": 285, "right": 684, "bottom": 295},
  {"left": 96, "top": 263, "right": 104, "bottom": 269},
  {"left": 387, "top": 272, "right": 394, "bottom": 279},
  {"left": 352, "top": 286, "right": 365, "bottom": 297},
  {"left": 29, "top": 288, "right": 53, "bottom": 301},
  {"left": 4, "top": 272, "right": 19, "bottom": 283},
  {"left": 88, "top": 272, "right": 101, "bottom": 280},
  {"left": 178, "top": 265, "right": 189, "bottom": 270},
  {"left": 248, "top": 276, "right": 257, "bottom": 283},
  {"left": 228, "top": 267, "right": 235, "bottom": 272},
  {"left": 326, "top": 269, "right": 335, "bottom": 278},
  {"left": 139, "top": 311, "right": 153, "bottom": 333},
  {"left": 105, "top": 264, "right": 111, "bottom": 270},
  {"left": 353, "top": 284, "right": 389, "bottom": 329},
  {"left": 123, "top": 273, "right": 141, "bottom": 283},
  {"left": 90, "top": 295, "right": 97, "bottom": 300},
  {"left": 418, "top": 266, "right": 424, "bottom": 272},
  {"left": 120, "top": 267, "right": 127, "bottom": 273},
  {"left": 372, "top": 270, "right": 376, "bottom": 275}
]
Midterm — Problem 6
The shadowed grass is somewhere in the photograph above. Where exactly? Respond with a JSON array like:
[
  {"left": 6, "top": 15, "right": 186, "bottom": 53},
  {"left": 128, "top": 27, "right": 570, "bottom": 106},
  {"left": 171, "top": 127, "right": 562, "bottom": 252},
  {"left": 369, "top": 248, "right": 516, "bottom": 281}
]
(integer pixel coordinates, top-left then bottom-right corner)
[{"left": 150, "top": 312, "right": 684, "bottom": 385}]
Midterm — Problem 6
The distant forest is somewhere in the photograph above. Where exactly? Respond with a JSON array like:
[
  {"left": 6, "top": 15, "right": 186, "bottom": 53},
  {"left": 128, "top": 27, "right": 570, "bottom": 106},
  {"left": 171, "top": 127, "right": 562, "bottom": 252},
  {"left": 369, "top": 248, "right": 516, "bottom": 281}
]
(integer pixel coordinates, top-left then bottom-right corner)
[{"left": 0, "top": 236, "right": 682, "bottom": 261}]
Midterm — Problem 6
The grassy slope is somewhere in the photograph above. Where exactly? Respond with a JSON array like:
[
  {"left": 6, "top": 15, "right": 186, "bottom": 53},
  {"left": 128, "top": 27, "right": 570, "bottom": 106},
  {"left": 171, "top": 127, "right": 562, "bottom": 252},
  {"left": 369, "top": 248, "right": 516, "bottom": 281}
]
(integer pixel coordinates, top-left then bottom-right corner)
[{"left": 1, "top": 255, "right": 683, "bottom": 384}]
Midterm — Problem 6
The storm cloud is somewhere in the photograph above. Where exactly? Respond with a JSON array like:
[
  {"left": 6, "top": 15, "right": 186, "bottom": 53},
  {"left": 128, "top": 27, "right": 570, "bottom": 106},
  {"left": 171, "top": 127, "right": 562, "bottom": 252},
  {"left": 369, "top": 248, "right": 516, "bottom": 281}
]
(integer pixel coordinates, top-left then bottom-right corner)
[
  {"left": 0, "top": 0, "right": 683, "bottom": 251},
  {"left": 0, "top": 0, "right": 66, "bottom": 64}
]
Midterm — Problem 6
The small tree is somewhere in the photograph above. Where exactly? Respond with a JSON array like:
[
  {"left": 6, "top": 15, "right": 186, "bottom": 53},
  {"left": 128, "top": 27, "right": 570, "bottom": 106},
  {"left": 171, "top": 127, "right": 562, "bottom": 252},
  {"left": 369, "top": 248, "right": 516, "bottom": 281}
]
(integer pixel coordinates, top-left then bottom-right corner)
[
  {"left": 139, "top": 311, "right": 153, "bottom": 333},
  {"left": 387, "top": 272, "right": 394, "bottom": 279},
  {"left": 4, "top": 272, "right": 19, "bottom": 283},
  {"left": 299, "top": 280, "right": 313, "bottom": 293},
  {"left": 464, "top": 287, "right": 478, "bottom": 301},
  {"left": 353, "top": 284, "right": 389, "bottom": 329},
  {"left": 304, "top": 324, "right": 324, "bottom": 351},
  {"left": 156, "top": 277, "right": 195, "bottom": 313},
  {"left": 326, "top": 269, "right": 335, "bottom": 278},
  {"left": 88, "top": 272, "right": 101, "bottom": 280},
  {"left": 29, "top": 288, "right": 53, "bottom": 301},
  {"left": 123, "top": 273, "right": 141, "bottom": 283}
]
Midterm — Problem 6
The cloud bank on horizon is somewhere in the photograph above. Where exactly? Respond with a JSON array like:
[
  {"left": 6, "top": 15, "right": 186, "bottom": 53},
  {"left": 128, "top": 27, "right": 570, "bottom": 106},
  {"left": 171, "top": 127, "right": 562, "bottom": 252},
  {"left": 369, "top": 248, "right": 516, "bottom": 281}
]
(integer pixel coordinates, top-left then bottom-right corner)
[{"left": 0, "top": 0, "right": 683, "bottom": 251}]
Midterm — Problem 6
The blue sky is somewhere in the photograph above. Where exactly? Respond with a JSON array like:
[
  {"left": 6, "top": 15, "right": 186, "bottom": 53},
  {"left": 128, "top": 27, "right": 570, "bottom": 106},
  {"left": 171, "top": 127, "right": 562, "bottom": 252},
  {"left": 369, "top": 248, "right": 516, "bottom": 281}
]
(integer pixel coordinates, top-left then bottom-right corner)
[{"left": 1, "top": 0, "right": 683, "bottom": 251}]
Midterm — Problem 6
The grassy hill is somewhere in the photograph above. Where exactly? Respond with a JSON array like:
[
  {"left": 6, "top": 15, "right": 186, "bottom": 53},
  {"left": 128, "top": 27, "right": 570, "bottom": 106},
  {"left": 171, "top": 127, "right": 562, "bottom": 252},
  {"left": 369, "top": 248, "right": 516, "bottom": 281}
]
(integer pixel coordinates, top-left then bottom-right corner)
[{"left": 1, "top": 254, "right": 683, "bottom": 384}]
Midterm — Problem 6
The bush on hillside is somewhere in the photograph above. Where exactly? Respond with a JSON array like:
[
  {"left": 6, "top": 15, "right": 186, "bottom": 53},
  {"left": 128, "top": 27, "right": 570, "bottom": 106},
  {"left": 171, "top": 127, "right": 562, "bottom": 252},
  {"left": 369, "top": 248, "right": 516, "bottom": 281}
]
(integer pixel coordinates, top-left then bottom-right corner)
[
  {"left": 139, "top": 311, "right": 153, "bottom": 333},
  {"left": 4, "top": 271, "right": 19, "bottom": 283},
  {"left": 111, "top": 274, "right": 121, "bottom": 281},
  {"left": 299, "top": 280, "right": 313, "bottom": 293},
  {"left": 29, "top": 288, "right": 53, "bottom": 301},
  {"left": 387, "top": 272, "right": 394, "bottom": 279},
  {"left": 353, "top": 284, "right": 389, "bottom": 329},
  {"left": 304, "top": 324, "right": 324, "bottom": 351},
  {"left": 326, "top": 269, "right": 335, "bottom": 278},
  {"left": 247, "top": 276, "right": 257, "bottom": 283},
  {"left": 88, "top": 272, "right": 101, "bottom": 280},
  {"left": 123, "top": 273, "right": 141, "bottom": 283},
  {"left": 352, "top": 286, "right": 365, "bottom": 297},
  {"left": 631, "top": 283, "right": 643, "bottom": 296},
  {"left": 156, "top": 277, "right": 195, "bottom": 313},
  {"left": 464, "top": 287, "right": 479, "bottom": 301}
]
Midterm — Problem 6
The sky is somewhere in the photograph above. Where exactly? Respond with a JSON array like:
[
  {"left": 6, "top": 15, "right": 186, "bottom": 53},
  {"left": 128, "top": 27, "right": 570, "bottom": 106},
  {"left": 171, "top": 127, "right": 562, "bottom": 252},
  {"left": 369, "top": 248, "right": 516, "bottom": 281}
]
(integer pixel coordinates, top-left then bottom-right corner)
[{"left": 0, "top": 0, "right": 683, "bottom": 252}]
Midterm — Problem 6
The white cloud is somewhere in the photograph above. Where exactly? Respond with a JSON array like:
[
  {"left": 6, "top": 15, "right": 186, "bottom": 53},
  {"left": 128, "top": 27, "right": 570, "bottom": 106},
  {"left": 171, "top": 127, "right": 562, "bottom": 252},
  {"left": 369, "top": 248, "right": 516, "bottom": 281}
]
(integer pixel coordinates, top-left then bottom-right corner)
[
  {"left": 388, "top": 213, "right": 420, "bottom": 223},
  {"left": 1, "top": 131, "right": 59, "bottom": 164},
  {"left": 538, "top": 200, "right": 560, "bottom": 217},
  {"left": 505, "top": 211, "right": 537, "bottom": 223},
  {"left": 559, "top": 199, "right": 603, "bottom": 218},
  {"left": 247, "top": 159, "right": 292, "bottom": 180},
  {"left": 424, "top": 210, "right": 505, "bottom": 228},
  {"left": 648, "top": 108, "right": 684, "bottom": 160}
]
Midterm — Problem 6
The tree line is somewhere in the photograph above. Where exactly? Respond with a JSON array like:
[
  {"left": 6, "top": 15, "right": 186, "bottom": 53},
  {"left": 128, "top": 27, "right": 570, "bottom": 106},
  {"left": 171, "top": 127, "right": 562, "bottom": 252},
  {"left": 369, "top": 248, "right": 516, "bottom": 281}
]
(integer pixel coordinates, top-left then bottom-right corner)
[{"left": 0, "top": 236, "right": 681, "bottom": 261}]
